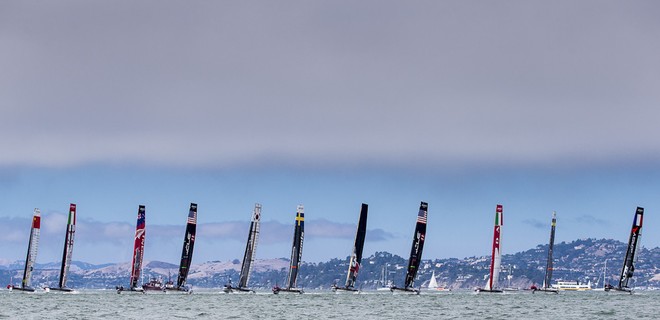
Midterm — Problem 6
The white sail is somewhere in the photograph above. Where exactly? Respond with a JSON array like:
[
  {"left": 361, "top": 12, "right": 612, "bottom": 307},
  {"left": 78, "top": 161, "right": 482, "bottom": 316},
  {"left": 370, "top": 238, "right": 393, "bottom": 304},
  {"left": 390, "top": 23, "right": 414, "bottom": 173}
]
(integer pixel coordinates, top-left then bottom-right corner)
[
  {"left": 428, "top": 270, "right": 438, "bottom": 289},
  {"left": 491, "top": 245, "right": 501, "bottom": 289}
]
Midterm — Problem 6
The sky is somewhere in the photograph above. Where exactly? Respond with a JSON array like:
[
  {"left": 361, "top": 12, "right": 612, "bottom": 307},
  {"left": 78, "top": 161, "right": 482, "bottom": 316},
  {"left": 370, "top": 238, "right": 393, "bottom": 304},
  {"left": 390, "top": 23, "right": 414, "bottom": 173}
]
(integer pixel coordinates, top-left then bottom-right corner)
[{"left": 1, "top": 1, "right": 660, "bottom": 265}]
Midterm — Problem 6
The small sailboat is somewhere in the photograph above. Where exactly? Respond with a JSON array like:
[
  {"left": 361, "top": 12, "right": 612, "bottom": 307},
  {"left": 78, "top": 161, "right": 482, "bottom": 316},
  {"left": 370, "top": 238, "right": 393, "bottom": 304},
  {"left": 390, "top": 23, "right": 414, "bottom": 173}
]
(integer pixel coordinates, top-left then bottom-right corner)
[
  {"left": 533, "top": 211, "right": 558, "bottom": 294},
  {"left": 273, "top": 205, "right": 305, "bottom": 294},
  {"left": 164, "top": 203, "right": 198, "bottom": 294},
  {"left": 332, "top": 203, "right": 368, "bottom": 293},
  {"left": 476, "top": 204, "right": 503, "bottom": 293},
  {"left": 224, "top": 203, "right": 261, "bottom": 293},
  {"left": 503, "top": 266, "right": 519, "bottom": 292},
  {"left": 391, "top": 202, "right": 428, "bottom": 295},
  {"left": 48, "top": 204, "right": 78, "bottom": 293},
  {"left": 376, "top": 265, "right": 393, "bottom": 291},
  {"left": 593, "top": 260, "right": 609, "bottom": 291},
  {"left": 7, "top": 209, "right": 41, "bottom": 292},
  {"left": 117, "top": 205, "right": 146, "bottom": 294},
  {"left": 426, "top": 270, "right": 450, "bottom": 292},
  {"left": 605, "top": 207, "right": 644, "bottom": 294}
]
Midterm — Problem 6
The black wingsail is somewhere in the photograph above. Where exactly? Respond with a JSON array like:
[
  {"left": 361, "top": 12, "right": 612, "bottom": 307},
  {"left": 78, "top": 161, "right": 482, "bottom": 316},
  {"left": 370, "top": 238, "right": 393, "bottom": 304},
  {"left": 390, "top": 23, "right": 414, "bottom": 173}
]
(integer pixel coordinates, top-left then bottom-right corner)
[
  {"left": 344, "top": 203, "right": 368, "bottom": 289},
  {"left": 389, "top": 202, "right": 428, "bottom": 293},
  {"left": 617, "top": 207, "right": 644, "bottom": 290},
  {"left": 285, "top": 205, "right": 305, "bottom": 290},
  {"left": 543, "top": 211, "right": 557, "bottom": 289},
  {"left": 238, "top": 203, "right": 262, "bottom": 289},
  {"left": 176, "top": 203, "right": 197, "bottom": 289},
  {"left": 403, "top": 202, "right": 428, "bottom": 289},
  {"left": 57, "top": 204, "right": 77, "bottom": 290}
]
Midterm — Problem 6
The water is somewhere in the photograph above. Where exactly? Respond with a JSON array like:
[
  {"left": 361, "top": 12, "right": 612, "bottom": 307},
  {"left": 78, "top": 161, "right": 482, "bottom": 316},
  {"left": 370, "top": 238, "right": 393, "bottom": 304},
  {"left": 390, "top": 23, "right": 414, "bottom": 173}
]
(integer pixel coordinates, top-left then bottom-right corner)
[{"left": 1, "top": 290, "right": 657, "bottom": 319}]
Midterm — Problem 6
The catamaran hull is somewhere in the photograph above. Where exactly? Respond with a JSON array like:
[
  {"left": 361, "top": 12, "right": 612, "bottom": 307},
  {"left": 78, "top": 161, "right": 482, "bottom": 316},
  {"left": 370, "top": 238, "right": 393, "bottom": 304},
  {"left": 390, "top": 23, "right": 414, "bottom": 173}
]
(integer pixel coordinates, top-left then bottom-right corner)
[
  {"left": 475, "top": 288, "right": 503, "bottom": 293},
  {"left": 532, "top": 288, "right": 558, "bottom": 294},
  {"left": 604, "top": 287, "right": 633, "bottom": 294},
  {"left": 223, "top": 286, "right": 255, "bottom": 294},
  {"left": 331, "top": 286, "right": 360, "bottom": 294},
  {"left": 390, "top": 287, "right": 420, "bottom": 295},
  {"left": 116, "top": 287, "right": 144, "bottom": 294},
  {"left": 272, "top": 287, "right": 304, "bottom": 294},
  {"left": 46, "top": 287, "right": 76, "bottom": 293},
  {"left": 7, "top": 286, "right": 37, "bottom": 292}
]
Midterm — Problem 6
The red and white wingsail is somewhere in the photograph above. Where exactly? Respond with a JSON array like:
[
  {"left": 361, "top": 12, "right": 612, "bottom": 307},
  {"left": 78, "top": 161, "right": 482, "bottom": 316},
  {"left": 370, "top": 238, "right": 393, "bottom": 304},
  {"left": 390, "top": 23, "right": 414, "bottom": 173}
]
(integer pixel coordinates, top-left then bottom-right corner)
[{"left": 485, "top": 205, "right": 503, "bottom": 291}]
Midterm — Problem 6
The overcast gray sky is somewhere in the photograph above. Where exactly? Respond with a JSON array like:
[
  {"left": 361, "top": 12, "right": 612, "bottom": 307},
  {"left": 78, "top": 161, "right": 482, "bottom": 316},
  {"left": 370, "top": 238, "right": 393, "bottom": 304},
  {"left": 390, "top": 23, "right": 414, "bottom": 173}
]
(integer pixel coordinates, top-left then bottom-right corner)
[{"left": 2, "top": 1, "right": 659, "bottom": 169}]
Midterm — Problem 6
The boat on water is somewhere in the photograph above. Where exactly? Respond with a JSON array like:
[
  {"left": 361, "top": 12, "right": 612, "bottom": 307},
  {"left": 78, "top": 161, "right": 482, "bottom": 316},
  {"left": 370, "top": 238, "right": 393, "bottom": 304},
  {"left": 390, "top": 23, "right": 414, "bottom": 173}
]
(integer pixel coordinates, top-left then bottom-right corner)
[
  {"left": 391, "top": 202, "right": 428, "bottom": 295},
  {"left": 163, "top": 203, "right": 198, "bottom": 294},
  {"left": 7, "top": 209, "right": 42, "bottom": 292},
  {"left": 117, "top": 205, "right": 146, "bottom": 294},
  {"left": 476, "top": 205, "right": 504, "bottom": 293},
  {"left": 224, "top": 204, "right": 261, "bottom": 294},
  {"left": 332, "top": 203, "right": 368, "bottom": 294},
  {"left": 376, "top": 265, "right": 393, "bottom": 291},
  {"left": 551, "top": 281, "right": 592, "bottom": 291},
  {"left": 273, "top": 205, "right": 305, "bottom": 294},
  {"left": 46, "top": 204, "right": 77, "bottom": 293},
  {"left": 426, "top": 270, "right": 450, "bottom": 292},
  {"left": 142, "top": 277, "right": 164, "bottom": 291},
  {"left": 593, "top": 260, "right": 609, "bottom": 291},
  {"left": 605, "top": 207, "right": 644, "bottom": 294},
  {"left": 533, "top": 211, "right": 558, "bottom": 294}
]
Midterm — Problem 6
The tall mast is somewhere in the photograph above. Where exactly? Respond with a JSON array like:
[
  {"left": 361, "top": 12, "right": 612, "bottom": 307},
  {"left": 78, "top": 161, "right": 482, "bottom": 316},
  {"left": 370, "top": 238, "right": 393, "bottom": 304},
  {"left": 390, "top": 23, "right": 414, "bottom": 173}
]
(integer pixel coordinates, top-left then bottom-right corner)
[
  {"left": 58, "top": 204, "right": 77, "bottom": 289},
  {"left": 176, "top": 203, "right": 197, "bottom": 289},
  {"left": 22, "top": 209, "right": 41, "bottom": 289},
  {"left": 345, "top": 203, "right": 368, "bottom": 288},
  {"left": 486, "top": 205, "right": 503, "bottom": 291},
  {"left": 285, "top": 205, "right": 305, "bottom": 289},
  {"left": 404, "top": 202, "right": 428, "bottom": 289},
  {"left": 618, "top": 207, "right": 643, "bottom": 289},
  {"left": 238, "top": 203, "right": 261, "bottom": 289},
  {"left": 543, "top": 211, "right": 556, "bottom": 289},
  {"left": 129, "top": 205, "right": 146, "bottom": 289}
]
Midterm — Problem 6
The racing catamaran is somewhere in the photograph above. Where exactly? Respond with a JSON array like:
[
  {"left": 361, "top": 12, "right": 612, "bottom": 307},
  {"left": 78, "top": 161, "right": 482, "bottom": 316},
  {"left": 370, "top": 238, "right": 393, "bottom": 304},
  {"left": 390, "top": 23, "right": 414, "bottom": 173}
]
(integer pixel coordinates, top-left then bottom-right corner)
[
  {"left": 476, "top": 204, "right": 504, "bottom": 293},
  {"left": 48, "top": 204, "right": 77, "bottom": 292},
  {"left": 332, "top": 203, "right": 368, "bottom": 293},
  {"left": 7, "top": 209, "right": 41, "bottom": 292},
  {"left": 533, "top": 211, "right": 558, "bottom": 294},
  {"left": 273, "top": 205, "right": 305, "bottom": 294},
  {"left": 164, "top": 203, "right": 198, "bottom": 293},
  {"left": 605, "top": 207, "right": 644, "bottom": 294},
  {"left": 391, "top": 202, "right": 428, "bottom": 295},
  {"left": 117, "top": 205, "right": 146, "bottom": 293},
  {"left": 224, "top": 203, "right": 261, "bottom": 293}
]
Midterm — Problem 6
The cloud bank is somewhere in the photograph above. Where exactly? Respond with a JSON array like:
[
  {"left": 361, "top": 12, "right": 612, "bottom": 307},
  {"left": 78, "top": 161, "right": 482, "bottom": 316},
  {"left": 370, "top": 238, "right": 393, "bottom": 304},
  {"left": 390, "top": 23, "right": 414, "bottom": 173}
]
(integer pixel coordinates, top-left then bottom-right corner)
[{"left": 1, "top": 1, "right": 659, "bottom": 169}]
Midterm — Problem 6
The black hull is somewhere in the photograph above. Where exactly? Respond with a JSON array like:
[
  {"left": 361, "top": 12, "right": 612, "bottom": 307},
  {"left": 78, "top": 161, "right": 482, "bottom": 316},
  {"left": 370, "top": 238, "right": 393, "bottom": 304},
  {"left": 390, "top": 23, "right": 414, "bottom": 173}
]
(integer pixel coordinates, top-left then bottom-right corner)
[
  {"left": 48, "top": 287, "right": 75, "bottom": 292},
  {"left": 390, "top": 286, "right": 420, "bottom": 295},
  {"left": 604, "top": 287, "right": 633, "bottom": 294},
  {"left": 223, "top": 285, "right": 254, "bottom": 294},
  {"left": 331, "top": 285, "right": 359, "bottom": 293},
  {"left": 116, "top": 286, "right": 144, "bottom": 294},
  {"left": 532, "top": 288, "right": 559, "bottom": 294},
  {"left": 475, "top": 288, "right": 503, "bottom": 293},
  {"left": 164, "top": 287, "right": 192, "bottom": 294},
  {"left": 8, "top": 286, "right": 36, "bottom": 292},
  {"left": 272, "top": 287, "right": 303, "bottom": 294}
]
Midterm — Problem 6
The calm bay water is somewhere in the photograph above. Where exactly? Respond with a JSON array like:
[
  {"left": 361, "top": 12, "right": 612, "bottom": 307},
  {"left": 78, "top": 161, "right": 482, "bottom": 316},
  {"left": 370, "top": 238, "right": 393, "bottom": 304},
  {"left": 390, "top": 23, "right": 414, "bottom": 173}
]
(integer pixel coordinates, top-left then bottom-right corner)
[{"left": 1, "top": 290, "right": 657, "bottom": 319}]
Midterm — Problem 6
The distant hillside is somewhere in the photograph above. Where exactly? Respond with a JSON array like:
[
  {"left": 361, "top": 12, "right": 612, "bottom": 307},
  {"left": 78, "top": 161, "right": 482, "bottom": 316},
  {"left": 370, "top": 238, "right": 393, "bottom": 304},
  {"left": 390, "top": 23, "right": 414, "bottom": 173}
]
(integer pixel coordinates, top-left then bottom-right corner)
[{"left": 1, "top": 239, "right": 659, "bottom": 290}]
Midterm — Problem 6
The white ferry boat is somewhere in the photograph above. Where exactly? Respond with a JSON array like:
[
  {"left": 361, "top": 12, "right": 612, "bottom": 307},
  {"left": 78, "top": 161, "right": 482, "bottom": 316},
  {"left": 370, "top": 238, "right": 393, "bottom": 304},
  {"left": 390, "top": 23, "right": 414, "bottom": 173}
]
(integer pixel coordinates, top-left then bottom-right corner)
[{"left": 551, "top": 281, "right": 592, "bottom": 291}]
